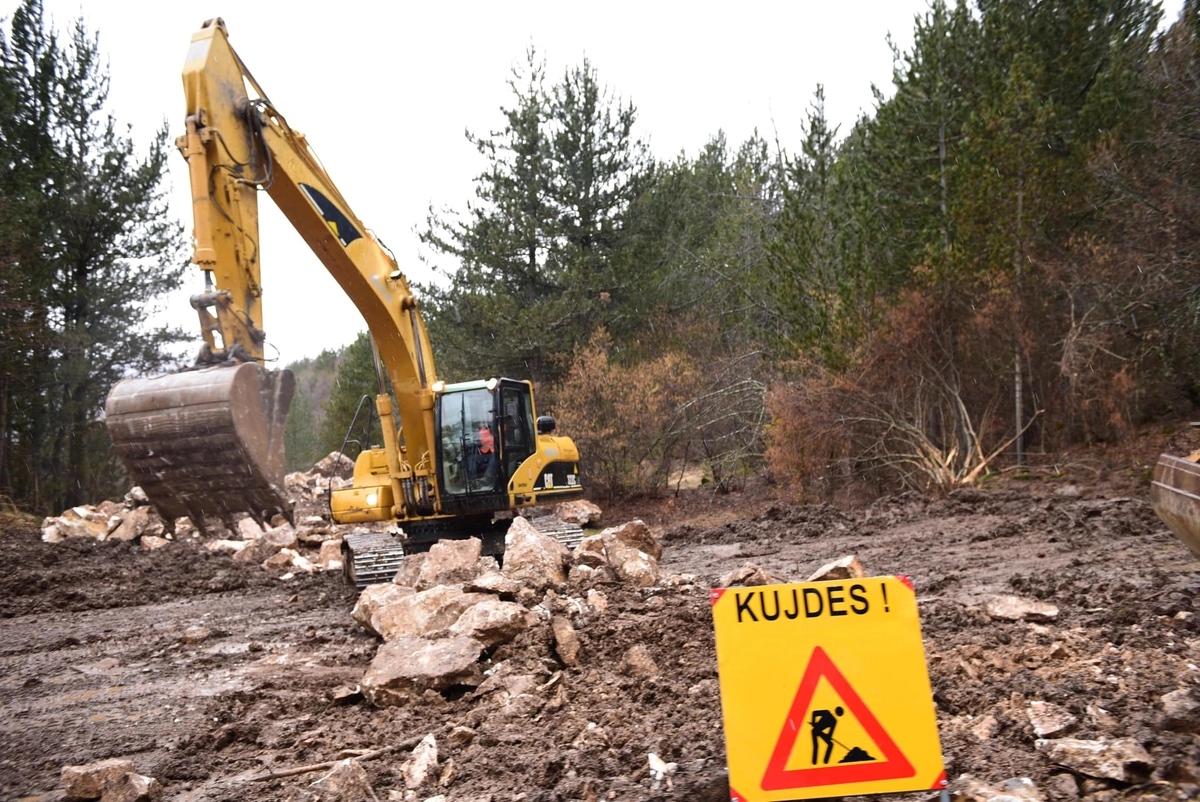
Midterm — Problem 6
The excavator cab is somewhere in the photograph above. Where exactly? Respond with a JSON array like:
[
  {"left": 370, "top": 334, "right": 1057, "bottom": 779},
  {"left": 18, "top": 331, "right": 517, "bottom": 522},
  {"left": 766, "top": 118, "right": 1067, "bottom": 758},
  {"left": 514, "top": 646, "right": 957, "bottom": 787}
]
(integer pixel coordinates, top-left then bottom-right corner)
[{"left": 436, "top": 379, "right": 538, "bottom": 511}]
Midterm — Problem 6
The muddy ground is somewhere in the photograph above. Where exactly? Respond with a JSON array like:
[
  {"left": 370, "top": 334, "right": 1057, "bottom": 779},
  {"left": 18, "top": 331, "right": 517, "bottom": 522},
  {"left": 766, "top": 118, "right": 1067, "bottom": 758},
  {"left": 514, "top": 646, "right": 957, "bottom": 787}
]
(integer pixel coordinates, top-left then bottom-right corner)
[{"left": 3, "top": 466, "right": 1200, "bottom": 801}]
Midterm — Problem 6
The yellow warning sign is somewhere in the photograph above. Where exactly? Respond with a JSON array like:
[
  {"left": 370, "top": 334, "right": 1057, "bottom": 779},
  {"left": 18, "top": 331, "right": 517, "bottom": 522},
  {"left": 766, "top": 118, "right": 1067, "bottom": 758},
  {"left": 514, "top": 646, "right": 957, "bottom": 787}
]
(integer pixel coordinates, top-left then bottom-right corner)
[{"left": 711, "top": 576, "right": 945, "bottom": 801}]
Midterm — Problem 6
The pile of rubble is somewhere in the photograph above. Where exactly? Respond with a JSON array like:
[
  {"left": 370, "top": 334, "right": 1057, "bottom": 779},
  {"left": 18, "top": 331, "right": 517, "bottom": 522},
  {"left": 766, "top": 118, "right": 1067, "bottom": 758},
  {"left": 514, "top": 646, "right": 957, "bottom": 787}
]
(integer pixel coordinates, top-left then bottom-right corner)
[{"left": 348, "top": 516, "right": 680, "bottom": 708}]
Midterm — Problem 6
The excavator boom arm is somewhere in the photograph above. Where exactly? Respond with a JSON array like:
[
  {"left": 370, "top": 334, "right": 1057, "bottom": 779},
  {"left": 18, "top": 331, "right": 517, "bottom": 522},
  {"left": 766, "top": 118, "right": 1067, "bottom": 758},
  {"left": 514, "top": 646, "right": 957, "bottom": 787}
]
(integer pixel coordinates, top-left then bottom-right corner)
[{"left": 181, "top": 20, "right": 439, "bottom": 500}]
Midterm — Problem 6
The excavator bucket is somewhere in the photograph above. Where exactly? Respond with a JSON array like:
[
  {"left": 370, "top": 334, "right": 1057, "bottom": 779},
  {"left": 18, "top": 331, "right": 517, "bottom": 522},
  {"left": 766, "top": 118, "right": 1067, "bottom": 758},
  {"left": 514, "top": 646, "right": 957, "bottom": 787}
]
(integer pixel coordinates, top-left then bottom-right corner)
[
  {"left": 105, "top": 363, "right": 295, "bottom": 530},
  {"left": 1150, "top": 452, "right": 1200, "bottom": 559}
]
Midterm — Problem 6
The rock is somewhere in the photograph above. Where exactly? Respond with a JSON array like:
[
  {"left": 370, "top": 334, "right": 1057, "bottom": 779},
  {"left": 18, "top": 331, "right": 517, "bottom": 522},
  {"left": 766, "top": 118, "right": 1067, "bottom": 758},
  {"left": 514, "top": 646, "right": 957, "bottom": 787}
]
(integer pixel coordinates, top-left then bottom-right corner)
[
  {"left": 1054, "top": 484, "right": 1082, "bottom": 498},
  {"left": 1086, "top": 705, "right": 1119, "bottom": 733},
  {"left": 48, "top": 506, "right": 112, "bottom": 540},
  {"left": 393, "top": 552, "right": 428, "bottom": 588},
  {"left": 464, "top": 571, "right": 522, "bottom": 598},
  {"left": 1160, "top": 688, "right": 1200, "bottom": 731},
  {"left": 503, "top": 517, "right": 569, "bottom": 589},
  {"left": 971, "top": 713, "right": 1000, "bottom": 741},
  {"left": 806, "top": 555, "right": 867, "bottom": 582},
  {"left": 446, "top": 726, "right": 476, "bottom": 748},
  {"left": 62, "top": 758, "right": 136, "bottom": 800},
  {"left": 555, "top": 499, "right": 602, "bottom": 525},
  {"left": 182, "top": 625, "right": 210, "bottom": 644},
  {"left": 605, "top": 540, "right": 660, "bottom": 587},
  {"left": 1028, "top": 701, "right": 1077, "bottom": 737},
  {"left": 258, "top": 525, "right": 300, "bottom": 554},
  {"left": 331, "top": 685, "right": 363, "bottom": 705},
  {"left": 1043, "top": 773, "right": 1078, "bottom": 801},
  {"left": 599, "top": 519, "right": 660, "bottom": 560},
  {"left": 572, "top": 722, "right": 609, "bottom": 750},
  {"left": 448, "top": 599, "right": 534, "bottom": 647},
  {"left": 402, "top": 734, "right": 439, "bottom": 790},
  {"left": 237, "top": 517, "right": 264, "bottom": 540},
  {"left": 551, "top": 616, "right": 581, "bottom": 666},
  {"left": 718, "top": 563, "right": 780, "bottom": 588},
  {"left": 1035, "top": 738, "right": 1153, "bottom": 782},
  {"left": 41, "top": 519, "right": 64, "bottom": 543},
  {"left": 997, "top": 777, "right": 1043, "bottom": 802},
  {"left": 100, "top": 773, "right": 161, "bottom": 802},
  {"left": 621, "top": 644, "right": 659, "bottom": 678},
  {"left": 586, "top": 589, "right": 608, "bottom": 613},
  {"left": 352, "top": 583, "right": 416, "bottom": 637},
  {"left": 375, "top": 586, "right": 492, "bottom": 641},
  {"left": 952, "top": 775, "right": 1041, "bottom": 802},
  {"left": 173, "top": 517, "right": 195, "bottom": 538},
  {"left": 206, "top": 539, "right": 248, "bottom": 555},
  {"left": 361, "top": 636, "right": 485, "bottom": 706},
  {"left": 438, "top": 757, "right": 455, "bottom": 788},
  {"left": 986, "top": 595, "right": 1059, "bottom": 622},
  {"left": 572, "top": 535, "right": 608, "bottom": 568},
  {"left": 261, "top": 548, "right": 315, "bottom": 572},
  {"left": 310, "top": 758, "right": 375, "bottom": 802},
  {"left": 109, "top": 506, "right": 151, "bottom": 542},
  {"left": 314, "top": 451, "right": 354, "bottom": 478},
  {"left": 417, "top": 538, "right": 483, "bottom": 589},
  {"left": 316, "top": 538, "right": 344, "bottom": 570},
  {"left": 125, "top": 486, "right": 149, "bottom": 505},
  {"left": 140, "top": 536, "right": 170, "bottom": 551}
]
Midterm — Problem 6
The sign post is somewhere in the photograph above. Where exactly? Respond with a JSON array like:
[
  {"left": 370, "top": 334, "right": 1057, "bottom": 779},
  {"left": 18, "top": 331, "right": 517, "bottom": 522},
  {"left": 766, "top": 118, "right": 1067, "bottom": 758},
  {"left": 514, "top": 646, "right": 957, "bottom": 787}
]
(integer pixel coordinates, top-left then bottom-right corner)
[{"left": 711, "top": 576, "right": 945, "bottom": 801}]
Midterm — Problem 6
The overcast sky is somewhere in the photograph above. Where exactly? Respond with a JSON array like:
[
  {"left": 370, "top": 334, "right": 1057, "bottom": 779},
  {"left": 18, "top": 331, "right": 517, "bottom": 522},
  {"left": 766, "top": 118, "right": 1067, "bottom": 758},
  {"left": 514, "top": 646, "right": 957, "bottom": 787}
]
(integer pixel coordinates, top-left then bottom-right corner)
[{"left": 4, "top": 1, "right": 1187, "bottom": 367}]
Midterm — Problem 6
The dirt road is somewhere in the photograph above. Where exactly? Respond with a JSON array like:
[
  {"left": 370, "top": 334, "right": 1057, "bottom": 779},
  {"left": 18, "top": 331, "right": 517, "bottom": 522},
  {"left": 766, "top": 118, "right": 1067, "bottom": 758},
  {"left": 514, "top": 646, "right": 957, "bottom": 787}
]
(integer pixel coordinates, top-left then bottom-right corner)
[{"left": 2, "top": 481, "right": 1199, "bottom": 801}]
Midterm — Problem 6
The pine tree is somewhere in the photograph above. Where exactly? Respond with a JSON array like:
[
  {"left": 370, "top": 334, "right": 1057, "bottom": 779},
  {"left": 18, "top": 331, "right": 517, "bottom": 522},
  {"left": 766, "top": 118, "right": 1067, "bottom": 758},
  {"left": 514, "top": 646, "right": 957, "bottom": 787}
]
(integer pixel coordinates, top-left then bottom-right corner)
[
  {"left": 420, "top": 49, "right": 649, "bottom": 384},
  {"left": 0, "top": 0, "right": 186, "bottom": 511}
]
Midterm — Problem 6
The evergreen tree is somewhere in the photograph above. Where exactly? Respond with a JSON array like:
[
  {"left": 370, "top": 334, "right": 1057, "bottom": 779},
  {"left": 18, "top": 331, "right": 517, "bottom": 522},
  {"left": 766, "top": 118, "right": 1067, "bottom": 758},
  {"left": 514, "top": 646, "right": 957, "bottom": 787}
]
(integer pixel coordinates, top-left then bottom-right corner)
[
  {"left": 420, "top": 49, "right": 649, "bottom": 384},
  {"left": 0, "top": 0, "right": 186, "bottom": 511}
]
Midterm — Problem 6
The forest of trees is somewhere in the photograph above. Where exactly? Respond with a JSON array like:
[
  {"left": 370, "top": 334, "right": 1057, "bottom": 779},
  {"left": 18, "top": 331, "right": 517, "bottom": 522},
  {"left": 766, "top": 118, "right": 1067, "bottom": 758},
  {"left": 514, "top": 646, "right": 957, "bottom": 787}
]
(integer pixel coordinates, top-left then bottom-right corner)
[
  {"left": 5, "top": 0, "right": 1200, "bottom": 513},
  {"left": 0, "top": 0, "right": 184, "bottom": 514}
]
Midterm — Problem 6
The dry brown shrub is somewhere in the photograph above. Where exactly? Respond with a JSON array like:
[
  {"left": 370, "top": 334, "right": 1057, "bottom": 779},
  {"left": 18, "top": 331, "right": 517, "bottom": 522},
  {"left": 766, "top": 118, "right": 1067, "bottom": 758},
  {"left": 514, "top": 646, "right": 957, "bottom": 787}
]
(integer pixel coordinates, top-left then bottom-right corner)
[
  {"left": 555, "top": 330, "right": 702, "bottom": 501},
  {"left": 767, "top": 291, "right": 1029, "bottom": 497}
]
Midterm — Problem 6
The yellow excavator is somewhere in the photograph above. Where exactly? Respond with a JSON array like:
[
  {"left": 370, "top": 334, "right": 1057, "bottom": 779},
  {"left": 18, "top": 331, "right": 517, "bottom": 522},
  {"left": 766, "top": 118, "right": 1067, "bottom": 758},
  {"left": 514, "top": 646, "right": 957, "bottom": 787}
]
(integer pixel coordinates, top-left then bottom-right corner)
[{"left": 104, "top": 19, "right": 583, "bottom": 585}]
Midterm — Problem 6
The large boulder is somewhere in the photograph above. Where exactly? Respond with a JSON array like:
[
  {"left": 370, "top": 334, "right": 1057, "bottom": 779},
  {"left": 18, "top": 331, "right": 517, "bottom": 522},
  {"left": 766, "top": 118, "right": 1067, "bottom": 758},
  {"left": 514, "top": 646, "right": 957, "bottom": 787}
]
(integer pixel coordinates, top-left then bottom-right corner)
[
  {"left": 448, "top": 599, "right": 534, "bottom": 647},
  {"left": 599, "top": 519, "right": 660, "bottom": 561},
  {"left": 313, "top": 451, "right": 354, "bottom": 478},
  {"left": 503, "top": 517, "right": 569, "bottom": 589},
  {"left": 62, "top": 758, "right": 135, "bottom": 799},
  {"left": 374, "top": 586, "right": 492, "bottom": 641},
  {"left": 416, "top": 538, "right": 483, "bottom": 590},
  {"left": 605, "top": 539, "right": 660, "bottom": 587},
  {"left": 315, "top": 539, "right": 343, "bottom": 571},
  {"left": 361, "top": 636, "right": 485, "bottom": 706},
  {"left": 1035, "top": 737, "right": 1153, "bottom": 782},
  {"left": 108, "top": 506, "right": 151, "bottom": 542},
  {"left": 807, "top": 555, "right": 867, "bottom": 582},
  {"left": 572, "top": 535, "right": 608, "bottom": 568},
  {"left": 100, "top": 772, "right": 161, "bottom": 802},
  {"left": 310, "top": 759, "right": 376, "bottom": 802},
  {"left": 352, "top": 584, "right": 416, "bottom": 637},
  {"left": 392, "top": 552, "right": 428, "bottom": 588},
  {"left": 555, "top": 499, "right": 603, "bottom": 526}
]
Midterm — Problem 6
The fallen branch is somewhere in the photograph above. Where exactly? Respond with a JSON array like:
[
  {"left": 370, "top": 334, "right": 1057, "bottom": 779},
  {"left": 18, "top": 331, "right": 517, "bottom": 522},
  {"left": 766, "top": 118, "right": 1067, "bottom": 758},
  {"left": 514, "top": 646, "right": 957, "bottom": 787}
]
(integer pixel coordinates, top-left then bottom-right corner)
[{"left": 250, "top": 735, "right": 423, "bottom": 782}]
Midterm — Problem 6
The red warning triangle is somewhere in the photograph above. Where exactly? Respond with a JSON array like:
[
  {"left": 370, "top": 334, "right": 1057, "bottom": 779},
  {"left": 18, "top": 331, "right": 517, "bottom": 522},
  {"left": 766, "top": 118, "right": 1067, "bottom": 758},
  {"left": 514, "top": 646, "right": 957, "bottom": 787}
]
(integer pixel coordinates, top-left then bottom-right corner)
[{"left": 761, "top": 646, "right": 915, "bottom": 792}]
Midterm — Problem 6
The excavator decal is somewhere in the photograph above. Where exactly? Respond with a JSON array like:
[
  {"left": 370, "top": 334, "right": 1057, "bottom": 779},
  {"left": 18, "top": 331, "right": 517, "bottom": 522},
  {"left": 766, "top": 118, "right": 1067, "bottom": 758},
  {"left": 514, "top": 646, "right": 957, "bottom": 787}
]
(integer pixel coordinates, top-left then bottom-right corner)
[{"left": 299, "top": 183, "right": 362, "bottom": 247}]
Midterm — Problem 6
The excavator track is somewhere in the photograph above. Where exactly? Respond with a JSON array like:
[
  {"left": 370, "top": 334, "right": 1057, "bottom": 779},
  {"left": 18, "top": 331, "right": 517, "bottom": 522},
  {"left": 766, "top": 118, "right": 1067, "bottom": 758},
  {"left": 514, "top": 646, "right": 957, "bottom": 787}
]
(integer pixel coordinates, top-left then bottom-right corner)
[{"left": 339, "top": 516, "right": 587, "bottom": 589}]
